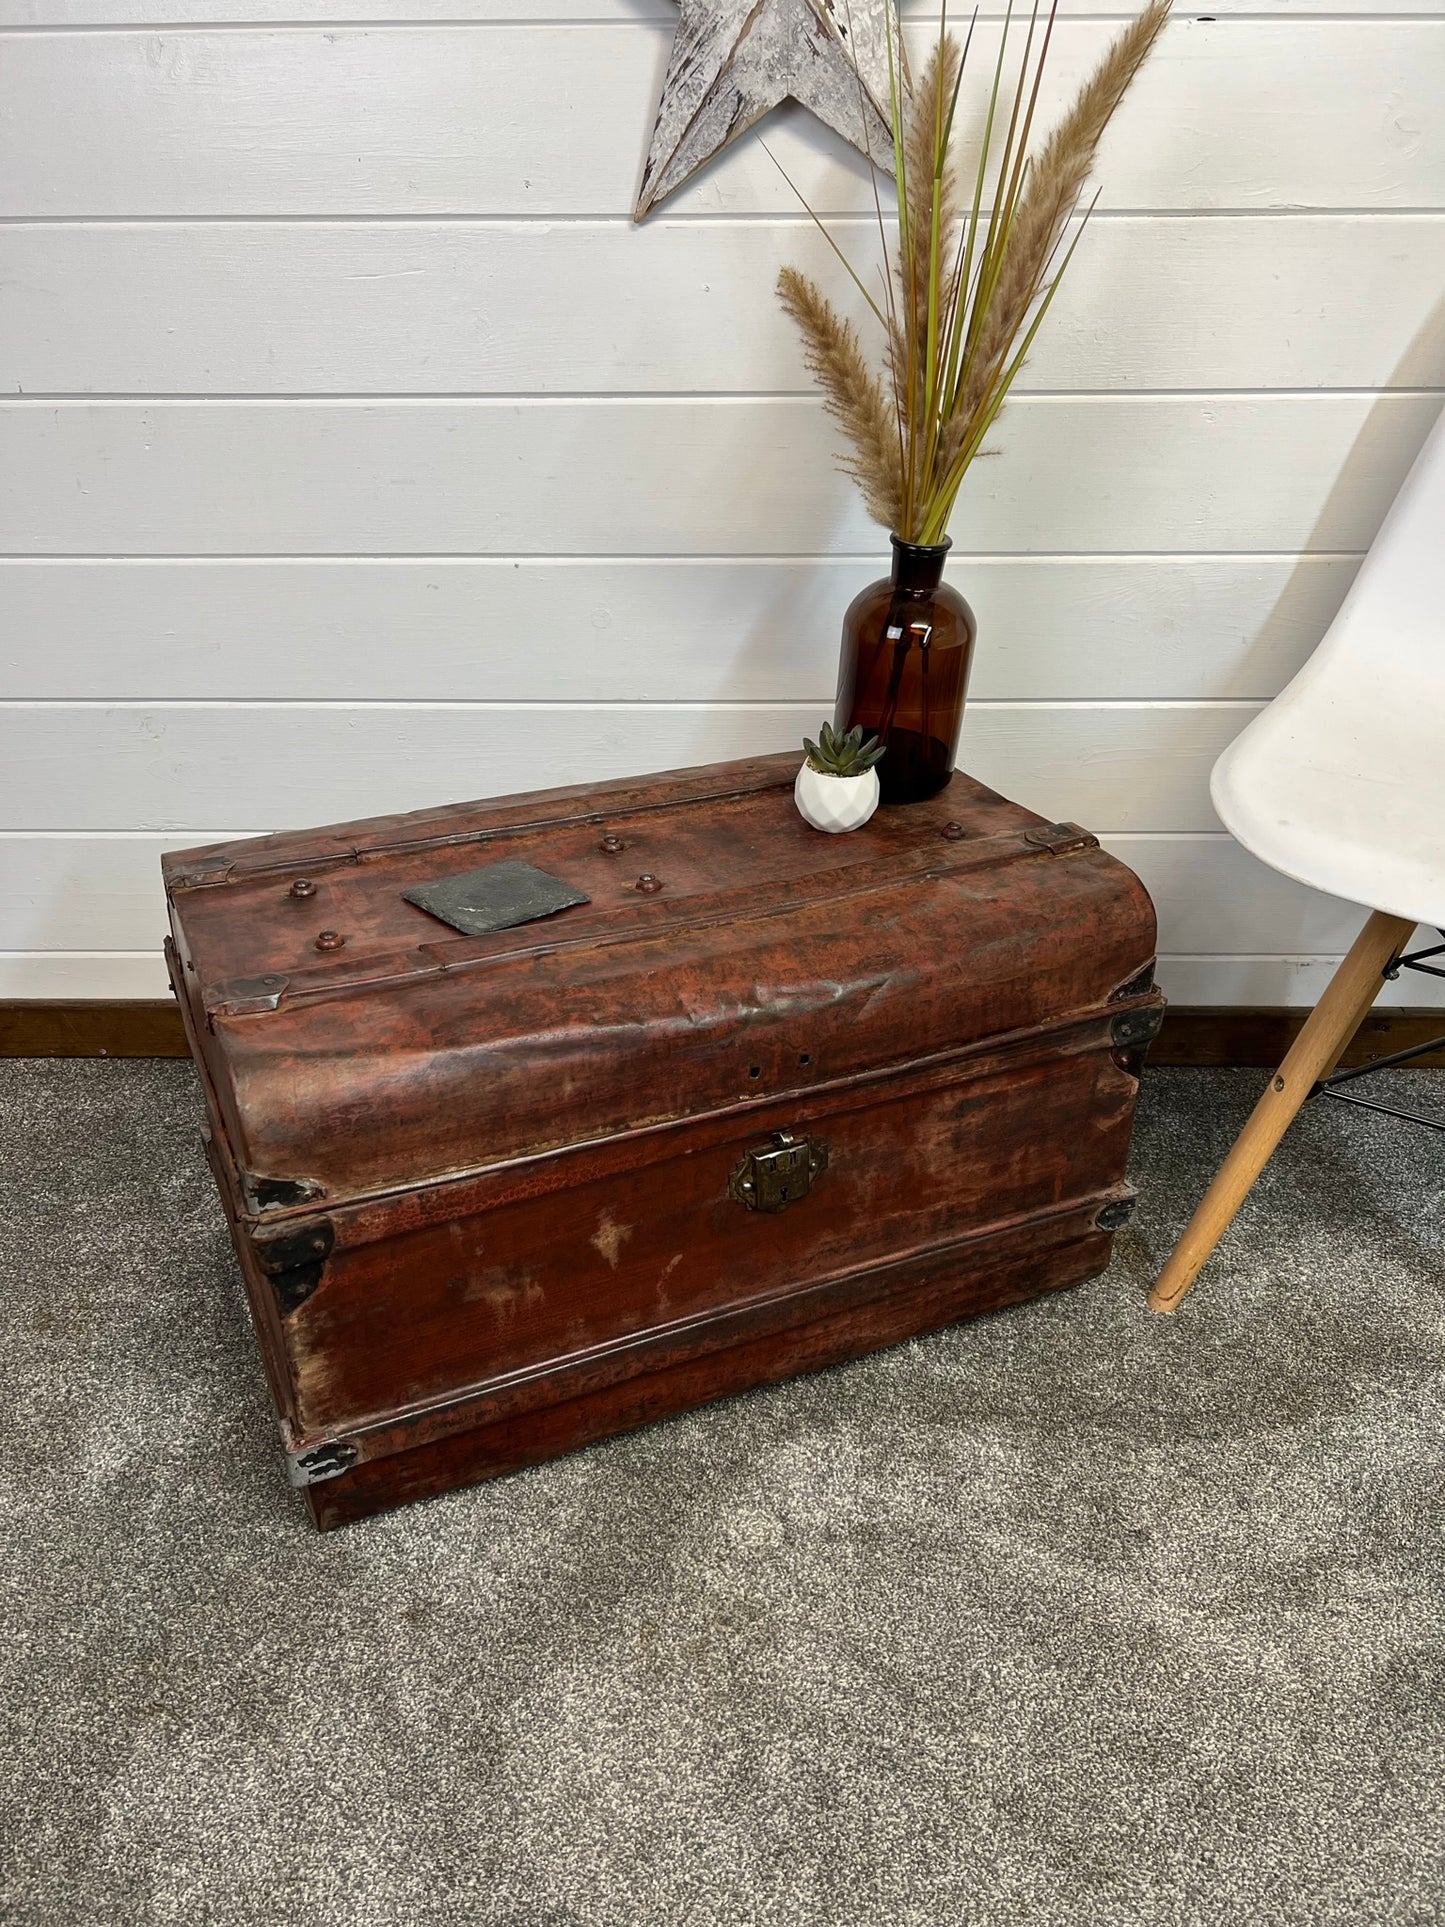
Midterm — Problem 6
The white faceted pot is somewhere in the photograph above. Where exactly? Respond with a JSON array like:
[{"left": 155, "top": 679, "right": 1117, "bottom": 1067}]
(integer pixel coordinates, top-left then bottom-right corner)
[{"left": 794, "top": 761, "right": 881, "bottom": 834}]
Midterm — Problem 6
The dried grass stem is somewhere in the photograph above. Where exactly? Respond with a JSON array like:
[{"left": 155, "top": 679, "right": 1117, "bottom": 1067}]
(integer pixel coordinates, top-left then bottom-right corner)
[{"left": 777, "top": 0, "right": 1171, "bottom": 543}]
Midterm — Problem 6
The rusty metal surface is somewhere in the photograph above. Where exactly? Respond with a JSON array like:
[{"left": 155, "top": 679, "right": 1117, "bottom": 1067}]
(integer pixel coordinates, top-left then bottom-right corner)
[
  {"left": 165, "top": 756, "right": 1158, "bottom": 1207},
  {"left": 164, "top": 753, "right": 1162, "bottom": 1525},
  {"left": 303, "top": 1201, "right": 1121, "bottom": 1530},
  {"left": 265, "top": 1025, "right": 1142, "bottom": 1441}
]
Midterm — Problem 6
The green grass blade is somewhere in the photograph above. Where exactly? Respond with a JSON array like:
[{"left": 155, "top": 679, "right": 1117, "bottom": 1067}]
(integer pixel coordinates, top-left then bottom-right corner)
[{"left": 762, "top": 141, "right": 888, "bottom": 331}]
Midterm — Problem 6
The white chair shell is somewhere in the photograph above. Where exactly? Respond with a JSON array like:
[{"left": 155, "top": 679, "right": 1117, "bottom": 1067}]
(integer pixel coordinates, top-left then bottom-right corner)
[
  {"left": 1211, "top": 408, "right": 1445, "bottom": 931},
  {"left": 1152, "top": 406, "right": 1445, "bottom": 1313}
]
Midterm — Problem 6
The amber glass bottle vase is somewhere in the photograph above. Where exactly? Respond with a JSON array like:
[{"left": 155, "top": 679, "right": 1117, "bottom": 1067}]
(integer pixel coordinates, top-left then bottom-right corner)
[{"left": 833, "top": 536, "right": 976, "bottom": 805}]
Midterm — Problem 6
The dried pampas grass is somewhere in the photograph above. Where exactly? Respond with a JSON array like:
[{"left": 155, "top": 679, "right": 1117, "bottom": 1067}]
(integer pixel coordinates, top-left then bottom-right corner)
[
  {"left": 778, "top": 267, "right": 904, "bottom": 534},
  {"left": 776, "top": 0, "right": 1171, "bottom": 544}
]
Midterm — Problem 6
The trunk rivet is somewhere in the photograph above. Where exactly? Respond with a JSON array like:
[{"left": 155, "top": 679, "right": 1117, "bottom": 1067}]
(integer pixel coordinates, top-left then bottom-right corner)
[
  {"left": 289, "top": 878, "right": 317, "bottom": 898},
  {"left": 635, "top": 874, "right": 664, "bottom": 894},
  {"left": 942, "top": 822, "right": 966, "bottom": 840},
  {"left": 599, "top": 834, "right": 625, "bottom": 853},
  {"left": 314, "top": 929, "right": 345, "bottom": 951}
]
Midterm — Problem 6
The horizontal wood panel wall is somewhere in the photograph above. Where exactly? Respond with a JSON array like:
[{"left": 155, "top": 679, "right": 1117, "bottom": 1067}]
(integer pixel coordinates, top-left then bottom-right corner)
[
  {"left": 2, "top": 3, "right": 1443, "bottom": 1013},
  {"left": 4, "top": 21, "right": 1445, "bottom": 216},
  {"left": 5, "top": 0, "right": 1440, "bottom": 21}
]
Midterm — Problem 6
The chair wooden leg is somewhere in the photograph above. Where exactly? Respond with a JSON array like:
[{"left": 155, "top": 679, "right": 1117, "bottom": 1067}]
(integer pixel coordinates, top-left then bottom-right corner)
[{"left": 1148, "top": 908, "right": 1417, "bottom": 1314}]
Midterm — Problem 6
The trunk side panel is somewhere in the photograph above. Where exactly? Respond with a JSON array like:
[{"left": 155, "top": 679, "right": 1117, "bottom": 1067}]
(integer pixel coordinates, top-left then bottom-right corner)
[
  {"left": 263, "top": 1031, "right": 1140, "bottom": 1434},
  {"left": 306, "top": 1205, "right": 1116, "bottom": 1529}
]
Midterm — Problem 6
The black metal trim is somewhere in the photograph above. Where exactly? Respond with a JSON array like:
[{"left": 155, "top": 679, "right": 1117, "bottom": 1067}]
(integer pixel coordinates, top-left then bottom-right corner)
[
  {"left": 287, "top": 1439, "right": 358, "bottom": 1488},
  {"left": 1022, "top": 822, "right": 1098, "bottom": 856},
  {"left": 1308, "top": 964, "right": 1445, "bottom": 1130},
  {"left": 1095, "top": 1195, "right": 1137, "bottom": 1232},
  {"left": 251, "top": 1174, "right": 328, "bottom": 1211},
  {"left": 1313, "top": 1085, "right": 1445, "bottom": 1134},
  {"left": 1110, "top": 962, "right": 1157, "bottom": 1003},
  {"left": 1111, "top": 1004, "right": 1166, "bottom": 1052},
  {"left": 251, "top": 1218, "right": 336, "bottom": 1315},
  {"left": 1320, "top": 1034, "right": 1445, "bottom": 1089},
  {"left": 1384, "top": 930, "right": 1445, "bottom": 984},
  {"left": 1110, "top": 998, "right": 1167, "bottom": 1079}
]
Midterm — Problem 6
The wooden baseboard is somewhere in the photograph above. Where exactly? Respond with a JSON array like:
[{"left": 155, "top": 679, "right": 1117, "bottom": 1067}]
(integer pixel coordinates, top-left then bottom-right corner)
[
  {"left": 4, "top": 999, "right": 1445, "bottom": 1068},
  {"left": 0, "top": 1001, "right": 188, "bottom": 1058},
  {"left": 1154, "top": 1006, "right": 1445, "bottom": 1068}
]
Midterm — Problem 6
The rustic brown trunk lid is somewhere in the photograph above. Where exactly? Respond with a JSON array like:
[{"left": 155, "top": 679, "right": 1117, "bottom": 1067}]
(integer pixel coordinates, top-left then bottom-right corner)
[{"left": 164, "top": 756, "right": 1156, "bottom": 1209}]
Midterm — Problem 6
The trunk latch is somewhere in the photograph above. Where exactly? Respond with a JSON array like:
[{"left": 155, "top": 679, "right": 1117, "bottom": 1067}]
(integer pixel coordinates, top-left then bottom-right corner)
[{"left": 729, "top": 1131, "right": 829, "bottom": 1213}]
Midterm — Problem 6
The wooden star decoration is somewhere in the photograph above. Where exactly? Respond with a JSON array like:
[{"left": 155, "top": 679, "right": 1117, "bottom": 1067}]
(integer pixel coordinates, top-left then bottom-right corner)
[{"left": 634, "top": 0, "right": 901, "bottom": 221}]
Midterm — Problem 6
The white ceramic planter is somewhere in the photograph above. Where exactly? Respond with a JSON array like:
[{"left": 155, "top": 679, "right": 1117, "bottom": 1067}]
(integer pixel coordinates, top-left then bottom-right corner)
[{"left": 793, "top": 761, "right": 881, "bottom": 834}]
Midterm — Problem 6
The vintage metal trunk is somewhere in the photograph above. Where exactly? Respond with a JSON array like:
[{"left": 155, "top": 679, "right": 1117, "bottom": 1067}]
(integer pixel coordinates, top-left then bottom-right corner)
[{"left": 163, "top": 754, "right": 1163, "bottom": 1529}]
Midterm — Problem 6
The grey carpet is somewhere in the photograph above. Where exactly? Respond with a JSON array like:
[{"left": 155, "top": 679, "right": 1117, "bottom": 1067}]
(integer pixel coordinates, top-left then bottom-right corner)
[{"left": 2, "top": 1061, "right": 1444, "bottom": 1927}]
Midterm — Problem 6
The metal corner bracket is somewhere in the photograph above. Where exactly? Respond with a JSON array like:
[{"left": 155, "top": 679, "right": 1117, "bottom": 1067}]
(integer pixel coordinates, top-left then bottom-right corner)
[
  {"left": 286, "top": 1438, "right": 359, "bottom": 1488},
  {"left": 1094, "top": 1194, "right": 1137, "bottom": 1232},
  {"left": 251, "top": 1217, "right": 336, "bottom": 1316},
  {"left": 1022, "top": 822, "right": 1099, "bottom": 857}
]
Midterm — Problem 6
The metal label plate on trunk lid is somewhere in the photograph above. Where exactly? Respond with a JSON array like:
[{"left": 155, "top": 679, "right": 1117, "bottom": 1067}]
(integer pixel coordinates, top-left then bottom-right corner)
[{"left": 403, "top": 861, "right": 591, "bottom": 937}]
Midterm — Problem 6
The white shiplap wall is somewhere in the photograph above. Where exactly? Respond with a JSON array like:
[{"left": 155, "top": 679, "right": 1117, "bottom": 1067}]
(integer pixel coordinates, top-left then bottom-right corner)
[{"left": 2, "top": 2, "right": 1444, "bottom": 1005}]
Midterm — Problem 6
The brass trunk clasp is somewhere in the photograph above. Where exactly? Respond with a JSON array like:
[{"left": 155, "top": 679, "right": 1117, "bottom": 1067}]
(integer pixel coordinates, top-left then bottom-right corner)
[{"left": 728, "top": 1131, "right": 829, "bottom": 1213}]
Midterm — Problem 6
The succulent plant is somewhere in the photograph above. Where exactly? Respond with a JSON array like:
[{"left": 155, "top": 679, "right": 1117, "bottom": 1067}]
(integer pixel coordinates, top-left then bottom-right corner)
[{"left": 803, "top": 721, "right": 886, "bottom": 778}]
